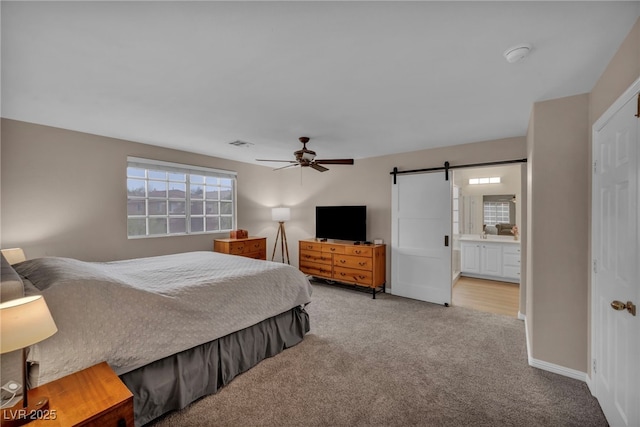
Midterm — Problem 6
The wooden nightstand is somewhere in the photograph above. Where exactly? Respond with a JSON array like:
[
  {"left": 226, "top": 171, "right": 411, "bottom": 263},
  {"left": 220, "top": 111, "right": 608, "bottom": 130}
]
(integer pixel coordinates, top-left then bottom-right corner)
[
  {"left": 24, "top": 362, "right": 134, "bottom": 427},
  {"left": 214, "top": 236, "right": 267, "bottom": 260}
]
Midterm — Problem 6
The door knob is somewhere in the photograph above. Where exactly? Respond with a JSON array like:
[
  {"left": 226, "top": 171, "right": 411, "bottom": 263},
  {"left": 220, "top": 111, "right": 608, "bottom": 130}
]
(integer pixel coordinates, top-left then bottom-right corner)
[{"left": 611, "top": 300, "right": 637, "bottom": 316}]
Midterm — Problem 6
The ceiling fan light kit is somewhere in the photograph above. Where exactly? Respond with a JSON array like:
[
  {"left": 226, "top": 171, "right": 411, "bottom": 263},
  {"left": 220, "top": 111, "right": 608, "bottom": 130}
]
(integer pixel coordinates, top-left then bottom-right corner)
[
  {"left": 503, "top": 43, "right": 532, "bottom": 63},
  {"left": 256, "top": 137, "right": 354, "bottom": 172}
]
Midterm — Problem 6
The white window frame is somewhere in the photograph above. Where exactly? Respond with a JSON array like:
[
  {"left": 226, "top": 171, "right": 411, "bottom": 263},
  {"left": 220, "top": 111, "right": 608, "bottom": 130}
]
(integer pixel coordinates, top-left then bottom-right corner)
[{"left": 127, "top": 157, "right": 237, "bottom": 239}]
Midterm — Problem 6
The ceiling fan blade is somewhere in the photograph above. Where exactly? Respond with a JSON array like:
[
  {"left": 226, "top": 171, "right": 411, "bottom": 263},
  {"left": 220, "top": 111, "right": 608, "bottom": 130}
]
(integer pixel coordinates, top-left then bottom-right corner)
[
  {"left": 314, "top": 159, "right": 354, "bottom": 165},
  {"left": 256, "top": 159, "right": 297, "bottom": 163},
  {"left": 274, "top": 163, "right": 300, "bottom": 171},
  {"left": 310, "top": 163, "right": 329, "bottom": 172}
]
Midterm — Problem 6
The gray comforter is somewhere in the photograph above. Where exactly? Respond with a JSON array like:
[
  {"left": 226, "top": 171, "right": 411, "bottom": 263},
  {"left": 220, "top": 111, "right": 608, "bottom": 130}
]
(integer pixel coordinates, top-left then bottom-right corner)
[{"left": 14, "top": 251, "right": 312, "bottom": 386}]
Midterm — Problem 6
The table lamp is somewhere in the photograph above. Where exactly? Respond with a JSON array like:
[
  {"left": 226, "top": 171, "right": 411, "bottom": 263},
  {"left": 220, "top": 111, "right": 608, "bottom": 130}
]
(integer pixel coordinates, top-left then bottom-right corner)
[
  {"left": 271, "top": 207, "right": 290, "bottom": 264},
  {"left": 1, "top": 295, "right": 58, "bottom": 426}
]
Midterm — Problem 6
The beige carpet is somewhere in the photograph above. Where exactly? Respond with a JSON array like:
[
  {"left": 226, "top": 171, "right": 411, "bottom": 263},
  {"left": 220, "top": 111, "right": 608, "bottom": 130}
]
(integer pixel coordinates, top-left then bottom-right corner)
[{"left": 149, "top": 281, "right": 607, "bottom": 426}]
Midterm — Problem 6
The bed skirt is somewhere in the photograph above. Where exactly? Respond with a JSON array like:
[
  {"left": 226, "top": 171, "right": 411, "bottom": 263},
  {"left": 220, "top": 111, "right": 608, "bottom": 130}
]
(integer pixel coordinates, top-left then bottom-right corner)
[{"left": 120, "top": 305, "right": 310, "bottom": 426}]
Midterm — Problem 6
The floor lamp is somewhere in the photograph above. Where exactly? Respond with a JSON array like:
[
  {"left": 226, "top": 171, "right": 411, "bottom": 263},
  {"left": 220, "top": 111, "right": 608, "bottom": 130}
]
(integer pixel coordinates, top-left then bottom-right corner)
[{"left": 271, "top": 207, "right": 290, "bottom": 264}]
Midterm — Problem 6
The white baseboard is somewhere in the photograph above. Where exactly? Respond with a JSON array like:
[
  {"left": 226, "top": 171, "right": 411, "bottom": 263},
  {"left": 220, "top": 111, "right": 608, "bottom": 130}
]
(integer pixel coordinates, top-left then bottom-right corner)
[
  {"left": 517, "top": 311, "right": 525, "bottom": 321},
  {"left": 523, "top": 315, "right": 586, "bottom": 382},
  {"left": 528, "top": 357, "right": 587, "bottom": 382}
]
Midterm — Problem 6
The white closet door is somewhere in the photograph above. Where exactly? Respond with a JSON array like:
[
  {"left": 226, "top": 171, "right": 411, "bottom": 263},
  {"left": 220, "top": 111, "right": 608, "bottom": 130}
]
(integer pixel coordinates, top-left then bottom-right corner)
[
  {"left": 391, "top": 172, "right": 452, "bottom": 304},
  {"left": 593, "top": 86, "right": 639, "bottom": 427}
]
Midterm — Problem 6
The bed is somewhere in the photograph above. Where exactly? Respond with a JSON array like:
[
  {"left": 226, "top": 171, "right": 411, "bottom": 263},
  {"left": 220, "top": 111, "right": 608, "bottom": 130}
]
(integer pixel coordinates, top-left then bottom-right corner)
[{"left": 1, "top": 250, "right": 312, "bottom": 426}]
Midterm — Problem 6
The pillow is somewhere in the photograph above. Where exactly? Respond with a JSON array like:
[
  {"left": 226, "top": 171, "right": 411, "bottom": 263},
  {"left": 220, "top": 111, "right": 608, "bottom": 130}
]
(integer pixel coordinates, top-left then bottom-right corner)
[
  {"left": 1, "top": 253, "right": 24, "bottom": 302},
  {"left": 484, "top": 225, "right": 498, "bottom": 235}
]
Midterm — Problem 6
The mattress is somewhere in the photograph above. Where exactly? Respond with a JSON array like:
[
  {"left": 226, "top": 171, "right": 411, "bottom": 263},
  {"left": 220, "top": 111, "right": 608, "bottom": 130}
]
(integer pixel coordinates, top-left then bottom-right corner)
[{"left": 14, "top": 251, "right": 313, "bottom": 386}]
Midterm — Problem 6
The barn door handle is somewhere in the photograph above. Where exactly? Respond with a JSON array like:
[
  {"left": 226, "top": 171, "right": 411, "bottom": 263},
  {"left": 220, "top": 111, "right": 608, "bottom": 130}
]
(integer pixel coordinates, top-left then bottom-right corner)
[
  {"left": 444, "top": 235, "right": 449, "bottom": 247},
  {"left": 611, "top": 300, "right": 637, "bottom": 316}
]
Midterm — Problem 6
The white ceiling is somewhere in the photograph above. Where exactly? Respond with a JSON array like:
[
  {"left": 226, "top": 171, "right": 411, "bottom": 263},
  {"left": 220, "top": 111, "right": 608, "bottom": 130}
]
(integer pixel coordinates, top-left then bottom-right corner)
[{"left": 2, "top": 1, "right": 639, "bottom": 168}]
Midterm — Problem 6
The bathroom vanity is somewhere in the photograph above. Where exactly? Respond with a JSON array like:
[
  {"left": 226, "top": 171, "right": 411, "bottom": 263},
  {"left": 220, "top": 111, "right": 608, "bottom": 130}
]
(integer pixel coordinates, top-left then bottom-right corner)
[{"left": 459, "top": 236, "right": 520, "bottom": 283}]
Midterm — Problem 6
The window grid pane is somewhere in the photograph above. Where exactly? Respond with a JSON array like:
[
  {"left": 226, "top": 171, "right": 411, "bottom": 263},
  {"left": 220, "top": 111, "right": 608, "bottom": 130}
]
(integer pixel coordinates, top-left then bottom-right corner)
[
  {"left": 483, "top": 201, "right": 510, "bottom": 226},
  {"left": 127, "top": 161, "right": 235, "bottom": 238}
]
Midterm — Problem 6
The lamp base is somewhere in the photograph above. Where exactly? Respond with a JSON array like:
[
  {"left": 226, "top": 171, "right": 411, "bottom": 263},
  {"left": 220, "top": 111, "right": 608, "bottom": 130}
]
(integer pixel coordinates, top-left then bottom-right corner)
[{"left": 1, "top": 397, "right": 49, "bottom": 427}]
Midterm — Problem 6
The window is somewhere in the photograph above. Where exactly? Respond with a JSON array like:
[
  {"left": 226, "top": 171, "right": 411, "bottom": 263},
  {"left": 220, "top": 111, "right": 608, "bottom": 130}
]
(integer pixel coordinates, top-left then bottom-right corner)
[
  {"left": 127, "top": 157, "right": 237, "bottom": 238},
  {"left": 469, "top": 177, "right": 501, "bottom": 185},
  {"left": 483, "top": 201, "right": 510, "bottom": 226}
]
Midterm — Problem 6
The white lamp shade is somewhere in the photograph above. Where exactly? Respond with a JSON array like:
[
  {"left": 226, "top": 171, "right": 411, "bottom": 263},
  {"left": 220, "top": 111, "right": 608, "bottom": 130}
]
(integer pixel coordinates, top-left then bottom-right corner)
[
  {"left": 271, "top": 207, "right": 291, "bottom": 222},
  {"left": 0, "top": 295, "right": 58, "bottom": 354}
]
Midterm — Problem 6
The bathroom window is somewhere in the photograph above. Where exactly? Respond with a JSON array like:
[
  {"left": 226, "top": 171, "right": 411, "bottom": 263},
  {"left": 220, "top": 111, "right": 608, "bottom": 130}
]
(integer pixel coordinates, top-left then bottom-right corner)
[{"left": 483, "top": 201, "right": 510, "bottom": 226}]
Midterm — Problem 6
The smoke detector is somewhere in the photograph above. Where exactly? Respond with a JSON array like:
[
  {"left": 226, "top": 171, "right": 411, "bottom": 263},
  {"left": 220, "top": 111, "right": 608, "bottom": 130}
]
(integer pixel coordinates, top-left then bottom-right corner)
[{"left": 503, "top": 44, "right": 532, "bottom": 63}]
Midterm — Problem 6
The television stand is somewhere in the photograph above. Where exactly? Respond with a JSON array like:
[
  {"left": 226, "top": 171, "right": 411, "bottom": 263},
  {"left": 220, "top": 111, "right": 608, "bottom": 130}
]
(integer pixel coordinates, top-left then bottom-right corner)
[{"left": 298, "top": 239, "right": 386, "bottom": 299}]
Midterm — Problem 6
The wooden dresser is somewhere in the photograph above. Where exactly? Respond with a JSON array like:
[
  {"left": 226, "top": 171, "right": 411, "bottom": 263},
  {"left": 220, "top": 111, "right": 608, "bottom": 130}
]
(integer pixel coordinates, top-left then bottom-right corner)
[
  {"left": 214, "top": 237, "right": 267, "bottom": 260},
  {"left": 26, "top": 362, "right": 134, "bottom": 427},
  {"left": 299, "top": 239, "right": 386, "bottom": 298}
]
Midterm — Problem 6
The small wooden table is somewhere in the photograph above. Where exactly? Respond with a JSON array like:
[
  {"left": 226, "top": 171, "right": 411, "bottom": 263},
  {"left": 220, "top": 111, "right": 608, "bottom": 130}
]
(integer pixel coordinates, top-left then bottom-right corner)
[{"left": 15, "top": 362, "right": 134, "bottom": 427}]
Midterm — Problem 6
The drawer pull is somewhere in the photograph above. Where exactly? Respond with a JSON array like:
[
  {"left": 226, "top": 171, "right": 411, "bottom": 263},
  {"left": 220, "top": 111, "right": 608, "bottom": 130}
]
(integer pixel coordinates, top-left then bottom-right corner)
[
  {"left": 355, "top": 250, "right": 361, "bottom": 254},
  {"left": 358, "top": 262, "right": 366, "bottom": 266},
  {"left": 330, "top": 248, "right": 336, "bottom": 251},
  {"left": 340, "top": 260, "right": 346, "bottom": 263},
  {"left": 307, "top": 245, "right": 313, "bottom": 249}
]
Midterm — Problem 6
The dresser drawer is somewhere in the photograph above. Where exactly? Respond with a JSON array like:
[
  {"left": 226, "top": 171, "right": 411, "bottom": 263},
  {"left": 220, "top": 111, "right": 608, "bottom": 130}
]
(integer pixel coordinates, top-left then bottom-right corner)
[
  {"left": 333, "top": 254, "right": 372, "bottom": 270},
  {"left": 322, "top": 244, "right": 345, "bottom": 254},
  {"left": 300, "top": 241, "right": 322, "bottom": 251},
  {"left": 300, "top": 261, "right": 333, "bottom": 277},
  {"left": 243, "top": 250, "right": 266, "bottom": 260},
  {"left": 214, "top": 238, "right": 267, "bottom": 260},
  {"left": 333, "top": 266, "right": 373, "bottom": 285},
  {"left": 300, "top": 250, "right": 332, "bottom": 265},
  {"left": 227, "top": 241, "right": 249, "bottom": 255},
  {"left": 229, "top": 240, "right": 266, "bottom": 255},
  {"left": 344, "top": 246, "right": 373, "bottom": 257}
]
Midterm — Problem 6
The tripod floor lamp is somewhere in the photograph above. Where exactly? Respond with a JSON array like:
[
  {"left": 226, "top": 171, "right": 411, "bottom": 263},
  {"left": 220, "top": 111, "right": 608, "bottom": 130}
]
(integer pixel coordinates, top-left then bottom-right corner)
[{"left": 271, "top": 207, "right": 290, "bottom": 264}]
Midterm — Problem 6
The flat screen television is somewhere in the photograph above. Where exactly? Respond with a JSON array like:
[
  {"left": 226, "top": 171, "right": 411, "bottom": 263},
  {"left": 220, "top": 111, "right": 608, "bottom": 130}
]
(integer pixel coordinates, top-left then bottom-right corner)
[{"left": 315, "top": 205, "right": 366, "bottom": 242}]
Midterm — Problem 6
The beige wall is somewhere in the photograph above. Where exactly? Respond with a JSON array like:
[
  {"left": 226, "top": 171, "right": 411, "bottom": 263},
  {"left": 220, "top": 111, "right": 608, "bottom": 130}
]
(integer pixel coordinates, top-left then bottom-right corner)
[
  {"left": 590, "top": 17, "right": 640, "bottom": 126},
  {"left": 1, "top": 118, "right": 526, "bottom": 278},
  {"left": 275, "top": 136, "right": 527, "bottom": 288},
  {"left": 527, "top": 93, "right": 590, "bottom": 371},
  {"left": 523, "top": 17, "right": 639, "bottom": 373},
  {"left": 0, "top": 119, "right": 284, "bottom": 261},
  {"left": 585, "top": 17, "right": 640, "bottom": 374}
]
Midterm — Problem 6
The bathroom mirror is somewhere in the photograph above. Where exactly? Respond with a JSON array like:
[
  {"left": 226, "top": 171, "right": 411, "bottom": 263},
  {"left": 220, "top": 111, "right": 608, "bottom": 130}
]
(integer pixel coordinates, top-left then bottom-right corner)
[{"left": 453, "top": 164, "right": 521, "bottom": 236}]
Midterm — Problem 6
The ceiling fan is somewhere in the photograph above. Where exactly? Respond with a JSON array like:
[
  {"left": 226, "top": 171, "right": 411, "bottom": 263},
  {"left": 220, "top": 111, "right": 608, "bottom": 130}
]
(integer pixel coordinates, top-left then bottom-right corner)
[{"left": 256, "top": 137, "right": 354, "bottom": 172}]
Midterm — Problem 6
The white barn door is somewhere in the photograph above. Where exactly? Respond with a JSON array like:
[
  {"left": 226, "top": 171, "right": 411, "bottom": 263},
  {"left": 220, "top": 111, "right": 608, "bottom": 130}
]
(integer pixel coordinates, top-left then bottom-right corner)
[
  {"left": 592, "top": 79, "right": 639, "bottom": 427},
  {"left": 391, "top": 172, "right": 452, "bottom": 305}
]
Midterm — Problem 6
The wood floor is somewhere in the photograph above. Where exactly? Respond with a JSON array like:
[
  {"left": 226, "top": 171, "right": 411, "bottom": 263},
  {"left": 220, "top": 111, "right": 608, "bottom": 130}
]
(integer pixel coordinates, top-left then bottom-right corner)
[{"left": 452, "top": 276, "right": 519, "bottom": 318}]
